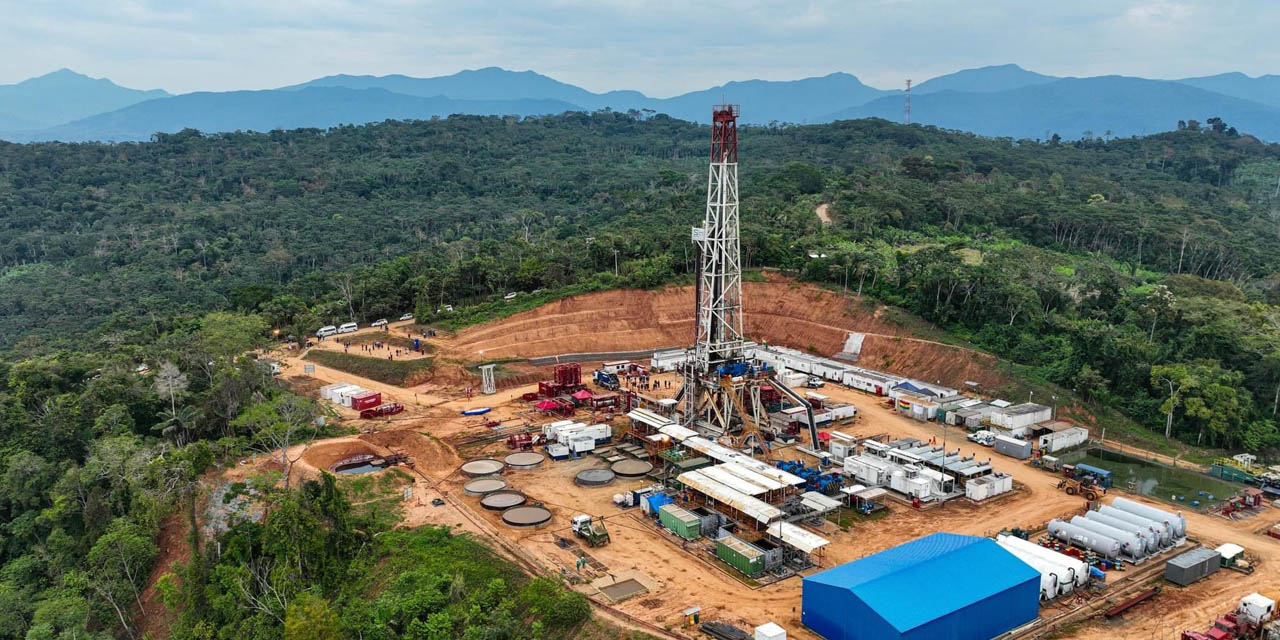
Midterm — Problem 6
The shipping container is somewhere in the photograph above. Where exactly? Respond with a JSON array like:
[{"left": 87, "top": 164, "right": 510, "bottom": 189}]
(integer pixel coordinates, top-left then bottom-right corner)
[
  {"left": 716, "top": 534, "right": 765, "bottom": 576},
  {"left": 1164, "top": 547, "right": 1221, "bottom": 586},
  {"left": 351, "top": 391, "right": 382, "bottom": 411},
  {"left": 994, "top": 435, "right": 1032, "bottom": 459},
  {"left": 659, "top": 504, "right": 702, "bottom": 540}
]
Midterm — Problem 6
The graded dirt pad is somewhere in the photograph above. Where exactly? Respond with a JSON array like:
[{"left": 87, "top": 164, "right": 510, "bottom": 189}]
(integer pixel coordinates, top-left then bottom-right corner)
[{"left": 440, "top": 274, "right": 1006, "bottom": 390}]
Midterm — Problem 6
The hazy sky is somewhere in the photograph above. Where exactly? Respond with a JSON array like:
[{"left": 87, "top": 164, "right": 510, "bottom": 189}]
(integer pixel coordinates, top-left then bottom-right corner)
[{"left": 2, "top": 0, "right": 1277, "bottom": 95}]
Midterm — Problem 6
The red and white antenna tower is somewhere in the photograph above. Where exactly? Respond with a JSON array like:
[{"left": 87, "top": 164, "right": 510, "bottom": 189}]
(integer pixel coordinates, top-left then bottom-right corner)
[{"left": 905, "top": 78, "right": 912, "bottom": 124}]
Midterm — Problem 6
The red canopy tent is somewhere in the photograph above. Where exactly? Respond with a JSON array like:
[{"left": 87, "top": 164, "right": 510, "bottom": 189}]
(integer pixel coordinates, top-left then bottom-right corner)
[
  {"left": 571, "top": 389, "right": 595, "bottom": 400},
  {"left": 535, "top": 400, "right": 559, "bottom": 411}
]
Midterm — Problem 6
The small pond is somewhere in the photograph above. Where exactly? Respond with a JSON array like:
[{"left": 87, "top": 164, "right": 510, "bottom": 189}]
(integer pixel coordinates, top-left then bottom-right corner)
[
  {"left": 1062, "top": 447, "right": 1241, "bottom": 509},
  {"left": 334, "top": 462, "right": 386, "bottom": 475}
]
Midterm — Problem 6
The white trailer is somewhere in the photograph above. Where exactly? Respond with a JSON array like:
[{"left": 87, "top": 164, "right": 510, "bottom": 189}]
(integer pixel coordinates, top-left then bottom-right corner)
[
  {"left": 650, "top": 349, "right": 689, "bottom": 372},
  {"left": 1037, "top": 426, "right": 1089, "bottom": 453}
]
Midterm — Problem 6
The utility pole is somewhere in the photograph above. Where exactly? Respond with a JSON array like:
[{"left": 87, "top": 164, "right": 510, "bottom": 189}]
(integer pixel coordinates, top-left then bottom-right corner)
[{"left": 613, "top": 249, "right": 619, "bottom": 276}]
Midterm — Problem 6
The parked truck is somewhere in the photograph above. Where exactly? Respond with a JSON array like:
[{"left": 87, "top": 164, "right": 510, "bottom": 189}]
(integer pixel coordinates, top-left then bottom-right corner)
[
  {"left": 571, "top": 514, "right": 610, "bottom": 547},
  {"left": 593, "top": 369, "right": 620, "bottom": 391}
]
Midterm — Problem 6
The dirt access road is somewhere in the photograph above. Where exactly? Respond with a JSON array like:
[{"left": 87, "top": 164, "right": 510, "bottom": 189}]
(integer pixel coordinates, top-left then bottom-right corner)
[{"left": 815, "top": 203, "right": 832, "bottom": 225}]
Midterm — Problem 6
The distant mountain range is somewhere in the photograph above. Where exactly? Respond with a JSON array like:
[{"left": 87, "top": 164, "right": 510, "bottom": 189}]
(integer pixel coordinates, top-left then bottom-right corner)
[{"left": 4, "top": 64, "right": 1280, "bottom": 143}]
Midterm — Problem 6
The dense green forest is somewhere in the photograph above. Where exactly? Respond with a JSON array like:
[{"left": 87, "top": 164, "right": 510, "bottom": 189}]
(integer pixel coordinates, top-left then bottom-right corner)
[
  {"left": 4, "top": 112, "right": 1280, "bottom": 637},
  {"left": 0, "top": 311, "right": 593, "bottom": 639}
]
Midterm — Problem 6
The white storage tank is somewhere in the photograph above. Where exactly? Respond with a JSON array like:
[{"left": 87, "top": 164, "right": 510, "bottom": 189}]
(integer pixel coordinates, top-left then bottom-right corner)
[
  {"left": 1112, "top": 497, "right": 1187, "bottom": 539},
  {"left": 1069, "top": 516, "right": 1146, "bottom": 561},
  {"left": 1086, "top": 511, "right": 1159, "bottom": 554},
  {"left": 1098, "top": 505, "right": 1172, "bottom": 547},
  {"left": 998, "top": 545, "right": 1068, "bottom": 599},
  {"left": 1048, "top": 519, "right": 1123, "bottom": 559},
  {"left": 997, "top": 535, "right": 1089, "bottom": 588}
]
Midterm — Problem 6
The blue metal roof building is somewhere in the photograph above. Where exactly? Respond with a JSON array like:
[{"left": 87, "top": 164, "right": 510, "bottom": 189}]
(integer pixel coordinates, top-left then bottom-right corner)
[{"left": 802, "top": 532, "right": 1040, "bottom": 640}]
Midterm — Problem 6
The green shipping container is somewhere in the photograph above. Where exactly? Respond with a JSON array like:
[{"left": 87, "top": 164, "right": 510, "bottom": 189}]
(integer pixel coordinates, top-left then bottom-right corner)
[
  {"left": 716, "top": 535, "right": 764, "bottom": 576},
  {"left": 659, "top": 504, "right": 702, "bottom": 540}
]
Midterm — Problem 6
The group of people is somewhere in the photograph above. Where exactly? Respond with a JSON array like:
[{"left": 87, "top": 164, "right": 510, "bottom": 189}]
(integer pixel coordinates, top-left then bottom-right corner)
[
  {"left": 341, "top": 339, "right": 427, "bottom": 361},
  {"left": 624, "top": 374, "right": 674, "bottom": 393}
]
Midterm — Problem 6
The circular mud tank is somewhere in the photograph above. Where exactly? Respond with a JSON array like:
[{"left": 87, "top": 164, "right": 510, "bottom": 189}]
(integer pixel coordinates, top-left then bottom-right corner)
[
  {"left": 575, "top": 468, "right": 616, "bottom": 486},
  {"left": 463, "top": 477, "right": 508, "bottom": 496},
  {"left": 611, "top": 459, "right": 653, "bottom": 478},
  {"left": 504, "top": 452, "right": 545, "bottom": 470},
  {"left": 501, "top": 505, "right": 552, "bottom": 528},
  {"left": 479, "top": 490, "right": 527, "bottom": 511},
  {"left": 460, "top": 458, "right": 505, "bottom": 477}
]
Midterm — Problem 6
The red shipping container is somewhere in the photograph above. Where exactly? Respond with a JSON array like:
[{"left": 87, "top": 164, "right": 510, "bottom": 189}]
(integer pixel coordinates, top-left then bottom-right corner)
[{"left": 351, "top": 391, "right": 382, "bottom": 411}]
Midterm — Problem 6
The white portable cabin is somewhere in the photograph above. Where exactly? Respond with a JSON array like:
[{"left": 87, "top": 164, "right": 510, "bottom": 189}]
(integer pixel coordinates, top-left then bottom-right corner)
[
  {"left": 337, "top": 386, "right": 367, "bottom": 407},
  {"left": 541, "top": 420, "right": 580, "bottom": 440},
  {"left": 326, "top": 384, "right": 359, "bottom": 403},
  {"left": 780, "top": 372, "right": 809, "bottom": 388},
  {"left": 988, "top": 403, "right": 1053, "bottom": 436},
  {"left": 811, "top": 360, "right": 848, "bottom": 382},
  {"left": 828, "top": 432, "right": 857, "bottom": 460},
  {"left": 828, "top": 404, "right": 857, "bottom": 421},
  {"left": 888, "top": 465, "right": 933, "bottom": 499},
  {"left": 601, "top": 360, "right": 632, "bottom": 374},
  {"left": 841, "top": 368, "right": 898, "bottom": 395},
  {"left": 894, "top": 391, "right": 941, "bottom": 421},
  {"left": 650, "top": 349, "right": 689, "bottom": 372},
  {"left": 1036, "top": 425, "right": 1089, "bottom": 453},
  {"left": 964, "top": 473, "right": 1013, "bottom": 501}
]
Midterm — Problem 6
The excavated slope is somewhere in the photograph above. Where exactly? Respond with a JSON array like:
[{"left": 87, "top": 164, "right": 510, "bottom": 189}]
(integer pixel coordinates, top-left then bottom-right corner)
[{"left": 443, "top": 277, "right": 1005, "bottom": 389}]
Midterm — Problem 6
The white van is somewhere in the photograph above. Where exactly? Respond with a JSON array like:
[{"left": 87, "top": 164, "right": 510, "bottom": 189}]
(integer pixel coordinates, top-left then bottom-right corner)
[
  {"left": 337, "top": 322, "right": 358, "bottom": 334},
  {"left": 316, "top": 325, "right": 337, "bottom": 338}
]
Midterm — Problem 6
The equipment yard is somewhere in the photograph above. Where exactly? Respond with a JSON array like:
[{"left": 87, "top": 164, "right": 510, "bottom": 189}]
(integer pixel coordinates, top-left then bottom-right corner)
[
  {"left": 244, "top": 106, "right": 1280, "bottom": 640},
  {"left": 261, "top": 323, "right": 1280, "bottom": 640}
]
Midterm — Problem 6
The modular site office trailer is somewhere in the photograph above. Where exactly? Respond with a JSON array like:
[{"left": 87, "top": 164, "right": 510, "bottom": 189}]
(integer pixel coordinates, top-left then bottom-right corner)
[
  {"left": 650, "top": 349, "right": 689, "bottom": 372},
  {"left": 1165, "top": 547, "right": 1221, "bottom": 586},
  {"left": 841, "top": 369, "right": 897, "bottom": 395},
  {"left": 994, "top": 435, "right": 1032, "bottom": 460},
  {"left": 325, "top": 384, "right": 360, "bottom": 403},
  {"left": 567, "top": 435, "right": 595, "bottom": 454},
  {"left": 1035, "top": 424, "right": 1089, "bottom": 453},
  {"left": 337, "top": 386, "right": 368, "bottom": 407},
  {"left": 717, "top": 534, "right": 766, "bottom": 577},
  {"left": 988, "top": 403, "right": 1053, "bottom": 437},
  {"left": 658, "top": 504, "right": 702, "bottom": 540}
]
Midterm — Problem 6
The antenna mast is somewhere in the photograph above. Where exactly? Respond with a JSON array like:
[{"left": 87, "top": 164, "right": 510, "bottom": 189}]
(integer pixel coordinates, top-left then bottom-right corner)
[{"left": 905, "top": 78, "right": 912, "bottom": 124}]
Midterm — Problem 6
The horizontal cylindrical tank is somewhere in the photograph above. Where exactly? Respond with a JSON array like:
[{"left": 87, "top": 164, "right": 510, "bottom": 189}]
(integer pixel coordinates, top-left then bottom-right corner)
[
  {"left": 1086, "top": 511, "right": 1158, "bottom": 554},
  {"left": 1048, "top": 519, "right": 1123, "bottom": 559},
  {"left": 1070, "top": 516, "right": 1146, "bottom": 560},
  {"left": 999, "top": 546, "right": 1069, "bottom": 599},
  {"left": 997, "top": 535, "right": 1088, "bottom": 587},
  {"left": 1112, "top": 497, "right": 1186, "bottom": 539},
  {"left": 1098, "top": 505, "right": 1171, "bottom": 547}
]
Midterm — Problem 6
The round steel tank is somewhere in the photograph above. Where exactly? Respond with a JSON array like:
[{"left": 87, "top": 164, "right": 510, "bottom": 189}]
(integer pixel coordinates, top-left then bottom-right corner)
[
  {"left": 1048, "top": 519, "right": 1123, "bottom": 558},
  {"left": 501, "top": 505, "right": 552, "bottom": 528},
  {"left": 479, "top": 490, "right": 527, "bottom": 511},
  {"left": 460, "top": 459, "right": 505, "bottom": 477},
  {"left": 504, "top": 452, "right": 545, "bottom": 470},
  {"left": 611, "top": 459, "right": 653, "bottom": 478},
  {"left": 575, "top": 468, "right": 616, "bottom": 486},
  {"left": 463, "top": 477, "right": 508, "bottom": 496}
]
